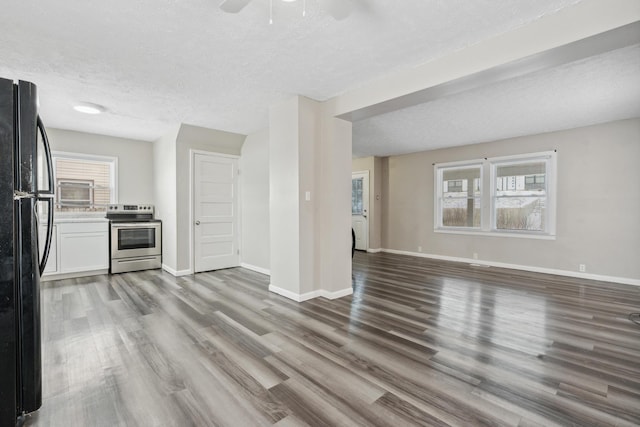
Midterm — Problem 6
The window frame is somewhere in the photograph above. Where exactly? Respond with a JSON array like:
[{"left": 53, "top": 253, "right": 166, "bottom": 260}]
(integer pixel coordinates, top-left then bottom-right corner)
[
  {"left": 352, "top": 176, "right": 364, "bottom": 215},
  {"left": 52, "top": 151, "right": 118, "bottom": 214},
  {"left": 489, "top": 151, "right": 557, "bottom": 237},
  {"left": 434, "top": 151, "right": 557, "bottom": 240},
  {"left": 434, "top": 159, "right": 484, "bottom": 231}
]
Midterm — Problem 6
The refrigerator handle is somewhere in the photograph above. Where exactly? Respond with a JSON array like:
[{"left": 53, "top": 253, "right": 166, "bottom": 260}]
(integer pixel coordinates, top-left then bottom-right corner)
[
  {"left": 37, "top": 116, "right": 54, "bottom": 196},
  {"left": 36, "top": 116, "right": 55, "bottom": 275},
  {"left": 37, "top": 197, "right": 54, "bottom": 276}
]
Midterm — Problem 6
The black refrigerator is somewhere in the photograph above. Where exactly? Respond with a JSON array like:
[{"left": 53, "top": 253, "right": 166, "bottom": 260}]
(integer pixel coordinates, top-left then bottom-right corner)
[{"left": 0, "top": 78, "right": 54, "bottom": 426}]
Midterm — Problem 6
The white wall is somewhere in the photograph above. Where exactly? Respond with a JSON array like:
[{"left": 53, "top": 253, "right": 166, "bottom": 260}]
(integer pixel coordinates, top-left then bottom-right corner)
[
  {"left": 317, "top": 114, "right": 352, "bottom": 295},
  {"left": 269, "top": 96, "right": 353, "bottom": 300},
  {"left": 46, "top": 128, "right": 154, "bottom": 205},
  {"left": 153, "top": 125, "right": 180, "bottom": 273},
  {"left": 239, "top": 129, "right": 270, "bottom": 273},
  {"left": 380, "top": 118, "right": 640, "bottom": 284},
  {"left": 269, "top": 97, "right": 301, "bottom": 295}
]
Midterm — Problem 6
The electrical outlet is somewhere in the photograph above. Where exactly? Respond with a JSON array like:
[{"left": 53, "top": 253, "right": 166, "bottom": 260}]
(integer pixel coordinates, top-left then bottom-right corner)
[
  {"left": 579, "top": 264, "right": 586, "bottom": 273},
  {"left": 473, "top": 253, "right": 478, "bottom": 260},
  {"left": 418, "top": 246, "right": 422, "bottom": 252}
]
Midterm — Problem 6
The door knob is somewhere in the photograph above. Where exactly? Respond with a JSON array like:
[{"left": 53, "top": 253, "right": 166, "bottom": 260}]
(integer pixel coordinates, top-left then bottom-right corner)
[{"left": 195, "top": 220, "right": 201, "bottom": 225}]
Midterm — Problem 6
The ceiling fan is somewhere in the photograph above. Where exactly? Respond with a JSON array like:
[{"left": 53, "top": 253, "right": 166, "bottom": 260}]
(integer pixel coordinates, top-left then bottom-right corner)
[{"left": 220, "top": 0, "right": 354, "bottom": 21}]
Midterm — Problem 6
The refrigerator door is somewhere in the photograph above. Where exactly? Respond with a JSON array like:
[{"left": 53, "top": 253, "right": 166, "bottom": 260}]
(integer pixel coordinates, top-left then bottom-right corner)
[
  {"left": 14, "top": 197, "right": 42, "bottom": 414},
  {"left": 0, "top": 77, "right": 18, "bottom": 427},
  {"left": 15, "top": 80, "right": 42, "bottom": 414},
  {"left": 16, "top": 81, "right": 37, "bottom": 195}
]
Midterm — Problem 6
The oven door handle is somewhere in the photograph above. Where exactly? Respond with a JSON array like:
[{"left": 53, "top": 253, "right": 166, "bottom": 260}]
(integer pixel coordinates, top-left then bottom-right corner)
[{"left": 112, "top": 223, "right": 160, "bottom": 228}]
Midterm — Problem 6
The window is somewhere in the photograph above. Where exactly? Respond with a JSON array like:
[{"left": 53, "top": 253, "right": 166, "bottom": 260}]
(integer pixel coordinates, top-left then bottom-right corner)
[
  {"left": 435, "top": 151, "right": 556, "bottom": 238},
  {"left": 435, "top": 162, "right": 482, "bottom": 229},
  {"left": 491, "top": 153, "right": 555, "bottom": 235},
  {"left": 53, "top": 152, "right": 117, "bottom": 212},
  {"left": 352, "top": 177, "right": 363, "bottom": 215}
]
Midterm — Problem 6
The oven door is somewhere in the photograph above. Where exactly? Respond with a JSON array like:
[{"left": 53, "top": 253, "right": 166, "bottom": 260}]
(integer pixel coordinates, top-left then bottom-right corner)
[{"left": 111, "top": 222, "right": 161, "bottom": 259}]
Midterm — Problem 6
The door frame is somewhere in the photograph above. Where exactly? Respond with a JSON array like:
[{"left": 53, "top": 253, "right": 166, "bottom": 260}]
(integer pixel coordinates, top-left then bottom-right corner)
[
  {"left": 189, "top": 149, "right": 241, "bottom": 274},
  {"left": 352, "top": 170, "right": 370, "bottom": 252}
]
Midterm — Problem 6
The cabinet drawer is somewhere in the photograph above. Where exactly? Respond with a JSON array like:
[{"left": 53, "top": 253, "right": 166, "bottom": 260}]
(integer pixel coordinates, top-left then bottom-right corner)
[{"left": 57, "top": 221, "right": 108, "bottom": 234}]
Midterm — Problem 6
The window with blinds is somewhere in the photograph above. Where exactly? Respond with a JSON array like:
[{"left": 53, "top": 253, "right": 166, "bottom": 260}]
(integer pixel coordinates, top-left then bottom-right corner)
[{"left": 53, "top": 154, "right": 117, "bottom": 212}]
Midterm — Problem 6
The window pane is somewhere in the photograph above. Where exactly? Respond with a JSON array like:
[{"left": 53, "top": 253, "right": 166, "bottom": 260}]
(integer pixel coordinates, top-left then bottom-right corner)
[
  {"left": 495, "top": 196, "right": 545, "bottom": 231},
  {"left": 442, "top": 197, "right": 482, "bottom": 227},
  {"left": 440, "top": 166, "right": 481, "bottom": 228},
  {"left": 495, "top": 161, "right": 546, "bottom": 231},
  {"left": 352, "top": 177, "right": 363, "bottom": 215}
]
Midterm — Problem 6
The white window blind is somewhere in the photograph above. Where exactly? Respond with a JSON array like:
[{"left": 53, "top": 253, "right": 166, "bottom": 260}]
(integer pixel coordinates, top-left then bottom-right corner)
[{"left": 53, "top": 153, "right": 117, "bottom": 212}]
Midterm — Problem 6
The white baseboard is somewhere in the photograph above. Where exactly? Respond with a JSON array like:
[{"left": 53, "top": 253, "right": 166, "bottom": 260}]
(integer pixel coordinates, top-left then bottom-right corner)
[
  {"left": 41, "top": 269, "right": 109, "bottom": 282},
  {"left": 380, "top": 248, "right": 640, "bottom": 287},
  {"left": 268, "top": 284, "right": 353, "bottom": 302},
  {"left": 321, "top": 287, "right": 354, "bottom": 299},
  {"left": 162, "top": 264, "right": 192, "bottom": 277},
  {"left": 367, "top": 248, "right": 382, "bottom": 253},
  {"left": 240, "top": 263, "right": 271, "bottom": 276},
  {"left": 268, "top": 284, "right": 310, "bottom": 302}
]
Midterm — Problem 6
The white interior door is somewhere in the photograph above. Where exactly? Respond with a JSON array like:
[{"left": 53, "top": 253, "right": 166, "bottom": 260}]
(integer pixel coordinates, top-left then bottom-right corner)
[
  {"left": 351, "top": 171, "right": 369, "bottom": 251},
  {"left": 194, "top": 153, "right": 239, "bottom": 273}
]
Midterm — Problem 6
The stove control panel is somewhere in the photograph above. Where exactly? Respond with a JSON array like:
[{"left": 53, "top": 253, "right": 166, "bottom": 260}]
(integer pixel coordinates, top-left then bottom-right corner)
[{"left": 107, "top": 204, "right": 154, "bottom": 215}]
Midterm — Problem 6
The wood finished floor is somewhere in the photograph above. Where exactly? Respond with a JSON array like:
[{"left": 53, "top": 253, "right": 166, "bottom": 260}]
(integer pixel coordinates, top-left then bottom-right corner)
[{"left": 27, "top": 252, "right": 640, "bottom": 427}]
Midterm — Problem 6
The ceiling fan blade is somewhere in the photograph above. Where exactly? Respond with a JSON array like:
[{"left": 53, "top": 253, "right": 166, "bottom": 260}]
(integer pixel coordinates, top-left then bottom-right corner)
[
  {"left": 318, "top": 0, "right": 353, "bottom": 20},
  {"left": 219, "top": 0, "right": 253, "bottom": 13}
]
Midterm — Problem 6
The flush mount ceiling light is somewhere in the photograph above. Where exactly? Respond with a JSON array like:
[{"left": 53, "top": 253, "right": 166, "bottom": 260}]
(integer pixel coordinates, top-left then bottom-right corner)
[
  {"left": 220, "top": 0, "right": 353, "bottom": 23},
  {"left": 73, "top": 102, "right": 106, "bottom": 115}
]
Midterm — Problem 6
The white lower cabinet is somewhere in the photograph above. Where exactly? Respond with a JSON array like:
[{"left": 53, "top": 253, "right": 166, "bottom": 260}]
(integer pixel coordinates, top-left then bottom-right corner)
[{"left": 42, "top": 221, "right": 109, "bottom": 278}]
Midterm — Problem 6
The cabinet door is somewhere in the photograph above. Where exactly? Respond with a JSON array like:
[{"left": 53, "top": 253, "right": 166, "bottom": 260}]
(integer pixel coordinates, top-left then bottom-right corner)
[
  {"left": 39, "top": 224, "right": 57, "bottom": 275},
  {"left": 59, "top": 231, "right": 109, "bottom": 273}
]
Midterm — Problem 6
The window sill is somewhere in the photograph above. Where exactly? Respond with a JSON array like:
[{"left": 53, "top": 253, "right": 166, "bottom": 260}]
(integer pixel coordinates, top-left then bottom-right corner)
[{"left": 434, "top": 228, "right": 556, "bottom": 240}]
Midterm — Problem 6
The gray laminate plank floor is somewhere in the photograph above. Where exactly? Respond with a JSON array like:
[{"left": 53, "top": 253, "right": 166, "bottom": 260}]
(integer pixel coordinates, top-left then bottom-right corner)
[{"left": 26, "top": 252, "right": 640, "bottom": 426}]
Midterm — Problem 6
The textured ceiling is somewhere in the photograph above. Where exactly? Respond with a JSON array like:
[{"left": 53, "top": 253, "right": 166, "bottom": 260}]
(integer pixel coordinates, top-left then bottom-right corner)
[
  {"left": 352, "top": 44, "right": 640, "bottom": 157},
  {"left": 0, "top": 0, "right": 588, "bottom": 147}
]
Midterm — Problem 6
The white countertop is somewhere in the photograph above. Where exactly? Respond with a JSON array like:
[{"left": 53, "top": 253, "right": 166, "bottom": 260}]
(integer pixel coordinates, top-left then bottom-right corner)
[{"left": 53, "top": 216, "right": 109, "bottom": 224}]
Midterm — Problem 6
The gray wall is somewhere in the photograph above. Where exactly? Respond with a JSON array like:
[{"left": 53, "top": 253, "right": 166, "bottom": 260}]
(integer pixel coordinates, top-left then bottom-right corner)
[
  {"left": 47, "top": 128, "right": 154, "bottom": 205},
  {"left": 239, "top": 129, "right": 270, "bottom": 272},
  {"left": 381, "top": 118, "right": 640, "bottom": 281},
  {"left": 175, "top": 124, "right": 245, "bottom": 272}
]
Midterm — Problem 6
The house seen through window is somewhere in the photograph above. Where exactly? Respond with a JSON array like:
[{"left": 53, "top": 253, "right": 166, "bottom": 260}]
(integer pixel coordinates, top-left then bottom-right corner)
[
  {"left": 493, "top": 161, "right": 547, "bottom": 232},
  {"left": 435, "top": 151, "right": 556, "bottom": 237},
  {"left": 439, "top": 165, "right": 482, "bottom": 228}
]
